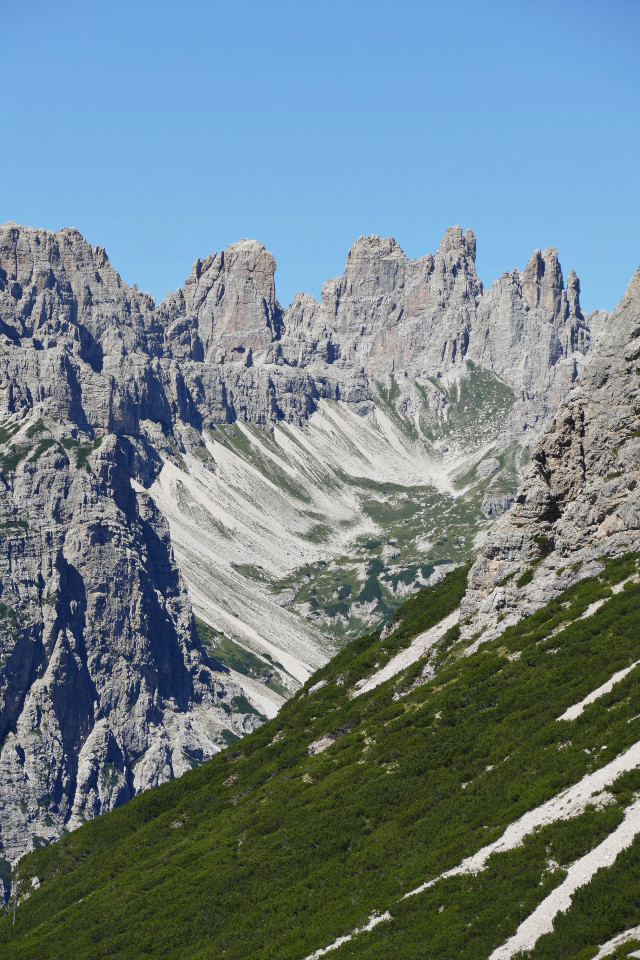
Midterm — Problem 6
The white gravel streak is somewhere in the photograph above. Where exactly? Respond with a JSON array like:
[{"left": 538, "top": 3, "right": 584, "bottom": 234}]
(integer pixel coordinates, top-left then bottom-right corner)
[
  {"left": 298, "top": 736, "right": 640, "bottom": 960},
  {"left": 144, "top": 396, "right": 493, "bottom": 711},
  {"left": 558, "top": 661, "right": 640, "bottom": 722},
  {"left": 489, "top": 796, "right": 640, "bottom": 960},
  {"left": 302, "top": 573, "right": 640, "bottom": 960},
  {"left": 304, "top": 911, "right": 391, "bottom": 960},
  {"left": 352, "top": 610, "right": 460, "bottom": 697},
  {"left": 591, "top": 924, "right": 640, "bottom": 958},
  {"left": 146, "top": 393, "right": 502, "bottom": 666},
  {"left": 404, "top": 738, "right": 640, "bottom": 901}
]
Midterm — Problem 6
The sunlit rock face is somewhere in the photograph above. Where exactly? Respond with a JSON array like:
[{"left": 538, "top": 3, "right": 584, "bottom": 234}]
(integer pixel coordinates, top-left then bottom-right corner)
[
  {"left": 280, "top": 227, "right": 594, "bottom": 434},
  {"left": 0, "top": 220, "right": 597, "bottom": 437}
]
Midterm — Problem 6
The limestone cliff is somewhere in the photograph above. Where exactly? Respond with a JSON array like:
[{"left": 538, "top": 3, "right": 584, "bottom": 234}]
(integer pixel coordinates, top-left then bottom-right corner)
[{"left": 280, "top": 228, "right": 593, "bottom": 434}]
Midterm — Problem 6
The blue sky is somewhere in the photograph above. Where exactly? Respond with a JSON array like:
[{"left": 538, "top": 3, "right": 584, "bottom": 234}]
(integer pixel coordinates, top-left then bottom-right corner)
[{"left": 2, "top": 0, "right": 638, "bottom": 312}]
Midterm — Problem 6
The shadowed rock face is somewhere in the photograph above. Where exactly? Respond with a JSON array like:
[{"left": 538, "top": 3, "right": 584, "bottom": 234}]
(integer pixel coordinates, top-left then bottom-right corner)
[
  {"left": 0, "top": 433, "right": 257, "bottom": 864},
  {"left": 0, "top": 220, "right": 607, "bottom": 864}
]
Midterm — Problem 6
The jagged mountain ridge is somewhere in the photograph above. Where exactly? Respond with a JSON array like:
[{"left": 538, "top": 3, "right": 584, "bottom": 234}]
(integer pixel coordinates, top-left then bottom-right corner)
[
  {"left": 0, "top": 221, "right": 603, "bottom": 862},
  {"left": 0, "top": 221, "right": 599, "bottom": 434},
  {"left": 160, "top": 225, "right": 599, "bottom": 435}
]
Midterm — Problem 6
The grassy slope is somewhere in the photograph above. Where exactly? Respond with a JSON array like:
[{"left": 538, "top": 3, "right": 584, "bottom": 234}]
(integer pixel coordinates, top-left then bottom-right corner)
[{"left": 2, "top": 559, "right": 640, "bottom": 959}]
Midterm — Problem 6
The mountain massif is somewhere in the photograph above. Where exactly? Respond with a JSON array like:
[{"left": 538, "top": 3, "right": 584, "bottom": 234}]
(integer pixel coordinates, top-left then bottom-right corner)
[
  {"left": 0, "top": 220, "right": 608, "bottom": 872},
  {"left": 0, "top": 257, "right": 639, "bottom": 958}
]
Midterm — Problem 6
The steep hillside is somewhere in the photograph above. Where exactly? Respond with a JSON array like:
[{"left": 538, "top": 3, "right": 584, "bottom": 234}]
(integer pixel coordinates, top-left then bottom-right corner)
[{"left": 2, "top": 554, "right": 640, "bottom": 959}]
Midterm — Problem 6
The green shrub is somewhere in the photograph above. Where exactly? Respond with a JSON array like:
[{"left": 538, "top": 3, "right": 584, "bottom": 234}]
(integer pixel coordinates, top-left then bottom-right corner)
[{"left": 516, "top": 567, "right": 534, "bottom": 587}]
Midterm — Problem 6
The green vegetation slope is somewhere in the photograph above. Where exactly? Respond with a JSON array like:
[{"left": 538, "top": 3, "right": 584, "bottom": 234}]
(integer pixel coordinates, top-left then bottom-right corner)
[{"left": 2, "top": 558, "right": 640, "bottom": 960}]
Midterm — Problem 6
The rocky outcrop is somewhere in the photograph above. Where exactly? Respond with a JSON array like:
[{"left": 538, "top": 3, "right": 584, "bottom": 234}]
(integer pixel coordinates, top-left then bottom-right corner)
[
  {"left": 278, "top": 228, "right": 595, "bottom": 434},
  {"left": 0, "top": 223, "right": 161, "bottom": 356},
  {"left": 469, "top": 249, "right": 591, "bottom": 431},
  {"left": 0, "top": 223, "right": 171, "bottom": 435},
  {"left": 163, "top": 239, "right": 284, "bottom": 363},
  {"left": 283, "top": 227, "right": 480, "bottom": 379},
  {"left": 463, "top": 265, "right": 640, "bottom": 633}
]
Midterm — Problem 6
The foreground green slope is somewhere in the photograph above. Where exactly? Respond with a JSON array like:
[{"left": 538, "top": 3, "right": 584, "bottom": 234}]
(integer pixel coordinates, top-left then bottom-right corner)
[{"left": 3, "top": 558, "right": 640, "bottom": 960}]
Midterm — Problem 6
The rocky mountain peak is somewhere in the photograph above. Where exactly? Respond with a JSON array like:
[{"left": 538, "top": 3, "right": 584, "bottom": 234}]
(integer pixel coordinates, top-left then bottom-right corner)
[
  {"left": 345, "top": 234, "right": 407, "bottom": 263},
  {"left": 171, "top": 238, "right": 282, "bottom": 364},
  {"left": 0, "top": 221, "right": 599, "bottom": 437},
  {"left": 335, "top": 235, "right": 409, "bottom": 303},
  {"left": 437, "top": 223, "right": 477, "bottom": 261},
  {"left": 566, "top": 268, "right": 581, "bottom": 316},
  {"left": 0, "top": 222, "right": 160, "bottom": 354},
  {"left": 429, "top": 225, "right": 481, "bottom": 306},
  {"left": 520, "top": 246, "right": 566, "bottom": 315},
  {"left": 272, "top": 226, "right": 595, "bottom": 428},
  {"left": 463, "top": 227, "right": 477, "bottom": 259}
]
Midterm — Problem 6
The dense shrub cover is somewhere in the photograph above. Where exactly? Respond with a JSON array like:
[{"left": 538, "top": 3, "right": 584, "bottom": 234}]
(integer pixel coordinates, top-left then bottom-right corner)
[{"left": 2, "top": 555, "right": 640, "bottom": 959}]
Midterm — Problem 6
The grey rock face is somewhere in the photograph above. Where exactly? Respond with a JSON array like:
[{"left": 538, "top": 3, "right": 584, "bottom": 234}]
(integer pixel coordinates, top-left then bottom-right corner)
[
  {"left": 164, "top": 239, "right": 283, "bottom": 363},
  {"left": 0, "top": 223, "right": 161, "bottom": 356},
  {"left": 463, "top": 265, "right": 640, "bottom": 634},
  {"left": 277, "top": 228, "right": 594, "bottom": 435},
  {"left": 470, "top": 250, "right": 592, "bottom": 432},
  {"left": 153, "top": 224, "right": 596, "bottom": 436},
  {"left": 0, "top": 224, "right": 170, "bottom": 435},
  {"left": 287, "top": 227, "right": 481, "bottom": 380},
  {"left": 0, "top": 221, "right": 597, "bottom": 441},
  {"left": 481, "top": 491, "right": 515, "bottom": 518},
  {"left": 0, "top": 219, "right": 607, "bottom": 865},
  {"left": 0, "top": 425, "right": 254, "bottom": 864}
]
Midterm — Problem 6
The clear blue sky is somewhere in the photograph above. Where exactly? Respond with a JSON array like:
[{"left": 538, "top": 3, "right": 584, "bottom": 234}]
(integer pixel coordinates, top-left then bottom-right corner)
[{"left": 2, "top": 0, "right": 638, "bottom": 312}]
